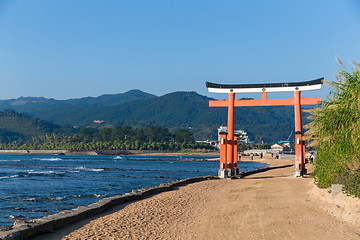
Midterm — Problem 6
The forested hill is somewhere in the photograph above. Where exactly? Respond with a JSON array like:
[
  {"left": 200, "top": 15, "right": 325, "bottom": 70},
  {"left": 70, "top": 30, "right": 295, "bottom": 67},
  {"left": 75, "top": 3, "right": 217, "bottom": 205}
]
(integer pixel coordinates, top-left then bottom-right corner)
[
  {"left": 0, "top": 89, "right": 155, "bottom": 111},
  {"left": 62, "top": 89, "right": 156, "bottom": 107},
  {"left": 0, "top": 91, "right": 309, "bottom": 143},
  {"left": 0, "top": 109, "right": 76, "bottom": 143}
]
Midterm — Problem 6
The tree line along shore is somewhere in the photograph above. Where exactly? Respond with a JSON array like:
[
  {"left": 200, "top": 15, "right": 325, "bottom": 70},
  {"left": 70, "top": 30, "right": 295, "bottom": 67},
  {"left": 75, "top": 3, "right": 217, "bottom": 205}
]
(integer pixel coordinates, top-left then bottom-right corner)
[
  {"left": 0, "top": 149, "right": 221, "bottom": 156},
  {"left": 0, "top": 123, "right": 274, "bottom": 153},
  {"left": 0, "top": 125, "right": 217, "bottom": 152}
]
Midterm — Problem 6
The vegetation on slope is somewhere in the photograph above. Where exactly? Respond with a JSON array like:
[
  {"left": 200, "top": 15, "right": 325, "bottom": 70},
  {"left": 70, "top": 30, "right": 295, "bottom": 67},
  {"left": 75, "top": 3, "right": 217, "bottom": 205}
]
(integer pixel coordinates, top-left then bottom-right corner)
[
  {"left": 0, "top": 90, "right": 311, "bottom": 143},
  {"left": 27, "top": 92, "right": 305, "bottom": 143},
  {"left": 0, "top": 90, "right": 155, "bottom": 125},
  {"left": 0, "top": 109, "right": 76, "bottom": 143},
  {"left": 63, "top": 89, "right": 156, "bottom": 107},
  {"left": 305, "top": 57, "right": 360, "bottom": 198}
]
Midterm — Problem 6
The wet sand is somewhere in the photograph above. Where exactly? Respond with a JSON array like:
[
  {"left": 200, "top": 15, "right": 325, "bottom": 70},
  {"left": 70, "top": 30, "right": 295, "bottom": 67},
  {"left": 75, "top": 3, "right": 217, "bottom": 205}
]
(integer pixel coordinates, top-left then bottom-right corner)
[{"left": 30, "top": 156, "right": 360, "bottom": 240}]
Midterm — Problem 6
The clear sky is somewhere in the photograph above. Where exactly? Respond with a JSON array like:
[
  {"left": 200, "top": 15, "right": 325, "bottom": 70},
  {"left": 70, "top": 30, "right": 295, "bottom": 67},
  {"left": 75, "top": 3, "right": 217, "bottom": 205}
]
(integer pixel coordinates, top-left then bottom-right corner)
[{"left": 0, "top": 0, "right": 359, "bottom": 101}]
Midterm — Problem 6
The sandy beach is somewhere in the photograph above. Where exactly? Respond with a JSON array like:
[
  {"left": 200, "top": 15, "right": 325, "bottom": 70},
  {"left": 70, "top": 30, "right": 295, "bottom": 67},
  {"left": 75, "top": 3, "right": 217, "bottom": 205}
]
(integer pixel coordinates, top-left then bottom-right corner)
[{"left": 29, "top": 156, "right": 360, "bottom": 240}]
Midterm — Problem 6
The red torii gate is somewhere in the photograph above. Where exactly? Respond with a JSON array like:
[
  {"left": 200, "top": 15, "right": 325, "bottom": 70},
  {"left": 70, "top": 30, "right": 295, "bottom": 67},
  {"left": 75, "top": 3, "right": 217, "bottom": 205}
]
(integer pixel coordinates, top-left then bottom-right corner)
[{"left": 206, "top": 78, "right": 323, "bottom": 178}]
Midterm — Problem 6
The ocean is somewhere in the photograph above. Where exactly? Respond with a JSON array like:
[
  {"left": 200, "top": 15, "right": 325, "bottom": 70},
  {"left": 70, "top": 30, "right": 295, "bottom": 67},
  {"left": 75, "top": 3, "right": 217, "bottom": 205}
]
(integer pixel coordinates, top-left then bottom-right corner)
[{"left": 0, "top": 154, "right": 268, "bottom": 227}]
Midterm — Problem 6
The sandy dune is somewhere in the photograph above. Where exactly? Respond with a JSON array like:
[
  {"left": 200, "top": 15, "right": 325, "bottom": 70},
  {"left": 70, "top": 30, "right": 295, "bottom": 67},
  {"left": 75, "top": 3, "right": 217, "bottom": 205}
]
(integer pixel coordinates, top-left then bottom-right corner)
[{"left": 30, "top": 157, "right": 360, "bottom": 240}]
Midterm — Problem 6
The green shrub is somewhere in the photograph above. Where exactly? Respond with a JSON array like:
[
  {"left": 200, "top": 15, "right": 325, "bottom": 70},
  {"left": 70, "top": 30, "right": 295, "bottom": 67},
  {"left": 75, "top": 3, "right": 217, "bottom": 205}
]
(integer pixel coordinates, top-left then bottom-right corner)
[
  {"left": 341, "top": 166, "right": 360, "bottom": 198},
  {"left": 305, "top": 57, "right": 360, "bottom": 197}
]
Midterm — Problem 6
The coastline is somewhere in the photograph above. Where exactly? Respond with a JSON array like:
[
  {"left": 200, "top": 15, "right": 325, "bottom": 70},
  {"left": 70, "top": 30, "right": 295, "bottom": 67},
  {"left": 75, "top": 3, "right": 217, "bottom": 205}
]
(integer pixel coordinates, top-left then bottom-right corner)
[
  {"left": 0, "top": 156, "right": 267, "bottom": 239},
  {"left": 29, "top": 156, "right": 360, "bottom": 239},
  {"left": 2, "top": 156, "right": 359, "bottom": 239},
  {"left": 0, "top": 149, "right": 220, "bottom": 156}
]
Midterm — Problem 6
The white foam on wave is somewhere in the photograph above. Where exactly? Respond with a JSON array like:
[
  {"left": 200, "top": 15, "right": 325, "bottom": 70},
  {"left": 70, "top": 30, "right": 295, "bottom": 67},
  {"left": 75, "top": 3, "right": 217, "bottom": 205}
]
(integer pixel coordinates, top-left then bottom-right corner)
[
  {"left": 0, "top": 160, "right": 21, "bottom": 162},
  {"left": 70, "top": 194, "right": 81, "bottom": 198},
  {"left": 0, "top": 175, "right": 19, "bottom": 179},
  {"left": 75, "top": 166, "right": 104, "bottom": 172},
  {"left": 39, "top": 157, "right": 62, "bottom": 161},
  {"left": 91, "top": 168, "right": 104, "bottom": 172},
  {"left": 93, "top": 194, "right": 107, "bottom": 198},
  {"left": 19, "top": 198, "right": 37, "bottom": 202},
  {"left": 114, "top": 156, "right": 123, "bottom": 159},
  {"left": 47, "top": 196, "right": 66, "bottom": 201},
  {"left": 27, "top": 170, "right": 55, "bottom": 175}
]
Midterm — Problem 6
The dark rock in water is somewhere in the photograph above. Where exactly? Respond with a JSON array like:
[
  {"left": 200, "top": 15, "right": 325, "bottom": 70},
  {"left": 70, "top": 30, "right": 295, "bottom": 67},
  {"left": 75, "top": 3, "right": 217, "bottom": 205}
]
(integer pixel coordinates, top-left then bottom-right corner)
[
  {"left": 58, "top": 153, "right": 65, "bottom": 155},
  {"left": 159, "top": 176, "right": 164, "bottom": 178},
  {"left": 14, "top": 207, "right": 27, "bottom": 211},
  {"left": 32, "top": 209, "right": 48, "bottom": 212},
  {"left": 62, "top": 202, "right": 75, "bottom": 206}
]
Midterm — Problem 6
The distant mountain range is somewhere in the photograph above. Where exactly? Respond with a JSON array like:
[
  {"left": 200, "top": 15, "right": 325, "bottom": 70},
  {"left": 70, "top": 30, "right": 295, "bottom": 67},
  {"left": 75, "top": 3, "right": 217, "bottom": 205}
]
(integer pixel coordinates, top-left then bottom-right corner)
[
  {"left": 0, "top": 89, "right": 309, "bottom": 143},
  {"left": 0, "top": 89, "right": 155, "bottom": 109}
]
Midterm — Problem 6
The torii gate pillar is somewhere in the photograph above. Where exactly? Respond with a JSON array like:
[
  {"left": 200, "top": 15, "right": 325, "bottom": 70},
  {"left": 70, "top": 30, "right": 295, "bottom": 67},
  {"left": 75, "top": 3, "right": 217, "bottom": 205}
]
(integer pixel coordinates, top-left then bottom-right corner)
[
  {"left": 294, "top": 91, "right": 306, "bottom": 177},
  {"left": 227, "top": 92, "right": 237, "bottom": 175},
  {"left": 206, "top": 78, "right": 323, "bottom": 178}
]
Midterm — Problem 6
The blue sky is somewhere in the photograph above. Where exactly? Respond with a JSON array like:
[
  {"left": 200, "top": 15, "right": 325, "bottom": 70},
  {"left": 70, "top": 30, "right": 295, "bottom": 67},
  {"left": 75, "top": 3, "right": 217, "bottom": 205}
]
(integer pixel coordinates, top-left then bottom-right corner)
[{"left": 0, "top": 0, "right": 359, "bottom": 101}]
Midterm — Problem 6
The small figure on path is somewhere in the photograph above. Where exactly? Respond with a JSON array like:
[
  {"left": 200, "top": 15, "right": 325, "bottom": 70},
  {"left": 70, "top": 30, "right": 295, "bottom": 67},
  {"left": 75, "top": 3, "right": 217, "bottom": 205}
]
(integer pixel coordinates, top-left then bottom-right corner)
[
  {"left": 250, "top": 153, "right": 254, "bottom": 160},
  {"left": 309, "top": 152, "right": 315, "bottom": 164},
  {"left": 260, "top": 152, "right": 263, "bottom": 159},
  {"left": 276, "top": 153, "right": 279, "bottom": 159}
]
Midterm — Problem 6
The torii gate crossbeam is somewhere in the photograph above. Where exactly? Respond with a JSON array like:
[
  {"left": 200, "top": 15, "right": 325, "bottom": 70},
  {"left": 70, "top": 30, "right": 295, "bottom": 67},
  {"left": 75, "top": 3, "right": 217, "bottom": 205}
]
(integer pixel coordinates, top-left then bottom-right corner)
[{"left": 206, "top": 78, "right": 323, "bottom": 178}]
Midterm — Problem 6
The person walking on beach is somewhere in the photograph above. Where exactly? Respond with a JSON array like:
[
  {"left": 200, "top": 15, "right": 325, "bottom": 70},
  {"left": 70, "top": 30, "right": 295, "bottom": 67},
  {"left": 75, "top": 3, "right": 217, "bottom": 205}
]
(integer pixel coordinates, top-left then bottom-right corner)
[
  {"left": 250, "top": 153, "right": 254, "bottom": 160},
  {"left": 276, "top": 153, "right": 279, "bottom": 159},
  {"left": 309, "top": 152, "right": 315, "bottom": 164},
  {"left": 260, "top": 152, "right": 263, "bottom": 159}
]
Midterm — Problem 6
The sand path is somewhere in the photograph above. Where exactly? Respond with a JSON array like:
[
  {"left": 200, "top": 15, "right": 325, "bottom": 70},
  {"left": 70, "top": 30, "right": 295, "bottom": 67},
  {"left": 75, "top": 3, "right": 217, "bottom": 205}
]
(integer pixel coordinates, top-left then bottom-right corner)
[{"left": 30, "top": 157, "right": 360, "bottom": 240}]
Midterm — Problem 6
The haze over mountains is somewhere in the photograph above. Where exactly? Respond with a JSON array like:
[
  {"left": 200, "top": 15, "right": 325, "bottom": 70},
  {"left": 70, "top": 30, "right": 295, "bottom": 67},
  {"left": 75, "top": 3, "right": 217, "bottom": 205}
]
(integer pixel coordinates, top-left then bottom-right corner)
[{"left": 0, "top": 90, "right": 305, "bottom": 143}]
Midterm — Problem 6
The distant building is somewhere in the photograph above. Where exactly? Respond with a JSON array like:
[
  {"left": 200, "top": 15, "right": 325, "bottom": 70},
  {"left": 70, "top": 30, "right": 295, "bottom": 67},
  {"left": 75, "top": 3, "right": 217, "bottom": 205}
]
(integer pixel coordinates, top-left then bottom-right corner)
[
  {"left": 217, "top": 124, "right": 228, "bottom": 142},
  {"left": 277, "top": 141, "right": 290, "bottom": 147},
  {"left": 217, "top": 125, "right": 251, "bottom": 144},
  {"left": 271, "top": 143, "right": 290, "bottom": 152},
  {"left": 93, "top": 120, "right": 105, "bottom": 124},
  {"left": 196, "top": 140, "right": 217, "bottom": 145}
]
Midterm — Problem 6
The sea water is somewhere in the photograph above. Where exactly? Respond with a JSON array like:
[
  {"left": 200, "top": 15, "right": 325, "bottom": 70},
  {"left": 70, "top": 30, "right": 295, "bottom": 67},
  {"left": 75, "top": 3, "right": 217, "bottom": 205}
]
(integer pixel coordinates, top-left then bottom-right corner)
[{"left": 0, "top": 154, "right": 268, "bottom": 227}]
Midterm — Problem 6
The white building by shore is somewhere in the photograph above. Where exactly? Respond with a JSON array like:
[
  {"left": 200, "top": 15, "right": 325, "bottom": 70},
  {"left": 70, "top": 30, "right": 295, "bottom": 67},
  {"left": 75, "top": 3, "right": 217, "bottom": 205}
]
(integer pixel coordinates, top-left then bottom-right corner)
[{"left": 217, "top": 124, "right": 252, "bottom": 144}]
